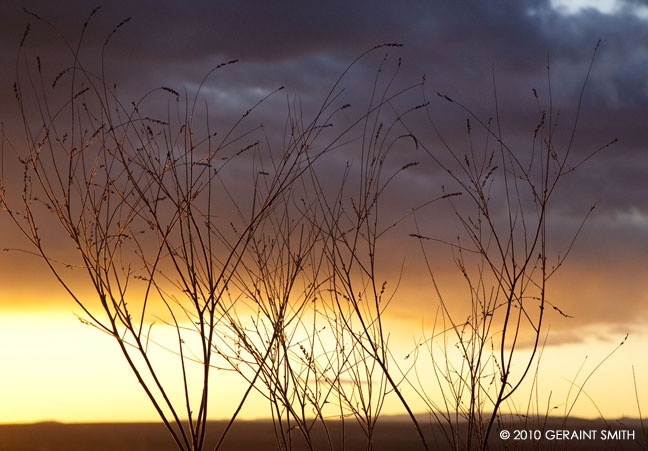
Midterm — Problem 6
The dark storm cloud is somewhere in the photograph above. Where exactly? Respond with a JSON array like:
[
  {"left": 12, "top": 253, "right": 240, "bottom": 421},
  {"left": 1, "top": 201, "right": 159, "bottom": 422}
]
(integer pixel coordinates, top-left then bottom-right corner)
[
  {"left": 2, "top": 0, "right": 646, "bottom": 120},
  {"left": 1, "top": 0, "right": 646, "bottom": 337},
  {"left": 0, "top": 0, "right": 549, "bottom": 63}
]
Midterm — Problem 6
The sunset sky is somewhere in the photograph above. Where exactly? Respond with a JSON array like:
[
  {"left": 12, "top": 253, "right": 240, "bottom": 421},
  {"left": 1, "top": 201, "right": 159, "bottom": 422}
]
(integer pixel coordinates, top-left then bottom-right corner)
[{"left": 0, "top": 0, "right": 647, "bottom": 424}]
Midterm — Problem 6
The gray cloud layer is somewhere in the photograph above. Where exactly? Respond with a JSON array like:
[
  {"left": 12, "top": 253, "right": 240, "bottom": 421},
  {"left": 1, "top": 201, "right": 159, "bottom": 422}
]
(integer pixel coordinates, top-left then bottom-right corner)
[{"left": 1, "top": 0, "right": 646, "bottom": 335}]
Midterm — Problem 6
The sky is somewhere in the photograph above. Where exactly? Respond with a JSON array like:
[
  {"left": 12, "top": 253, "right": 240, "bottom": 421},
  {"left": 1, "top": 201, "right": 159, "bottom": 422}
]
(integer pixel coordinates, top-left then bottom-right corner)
[{"left": 0, "top": 0, "right": 647, "bottom": 424}]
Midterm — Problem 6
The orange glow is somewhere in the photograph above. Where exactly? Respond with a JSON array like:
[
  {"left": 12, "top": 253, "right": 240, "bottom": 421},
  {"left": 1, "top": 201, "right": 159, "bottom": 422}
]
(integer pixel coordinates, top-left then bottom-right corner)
[{"left": 0, "top": 309, "right": 646, "bottom": 423}]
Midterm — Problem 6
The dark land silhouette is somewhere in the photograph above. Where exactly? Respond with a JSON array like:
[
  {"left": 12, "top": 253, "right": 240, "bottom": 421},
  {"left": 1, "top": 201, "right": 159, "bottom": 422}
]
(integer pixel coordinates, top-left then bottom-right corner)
[{"left": 0, "top": 417, "right": 645, "bottom": 450}]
